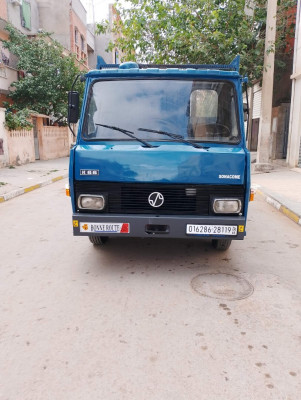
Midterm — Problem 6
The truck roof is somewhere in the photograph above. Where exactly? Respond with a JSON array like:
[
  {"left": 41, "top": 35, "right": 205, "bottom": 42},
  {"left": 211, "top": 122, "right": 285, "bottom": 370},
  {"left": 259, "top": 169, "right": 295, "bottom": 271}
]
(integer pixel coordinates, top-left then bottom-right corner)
[{"left": 86, "top": 56, "right": 244, "bottom": 80}]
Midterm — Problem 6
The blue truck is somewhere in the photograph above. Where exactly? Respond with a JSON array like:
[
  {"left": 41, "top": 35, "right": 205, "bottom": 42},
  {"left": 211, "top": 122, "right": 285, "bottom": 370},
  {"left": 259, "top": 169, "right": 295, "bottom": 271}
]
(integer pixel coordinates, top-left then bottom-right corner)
[{"left": 67, "top": 56, "right": 252, "bottom": 251}]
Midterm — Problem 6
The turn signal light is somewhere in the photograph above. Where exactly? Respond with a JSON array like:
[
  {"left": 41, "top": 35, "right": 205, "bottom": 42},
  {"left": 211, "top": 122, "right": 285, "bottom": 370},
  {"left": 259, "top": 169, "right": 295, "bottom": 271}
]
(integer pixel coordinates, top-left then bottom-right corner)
[
  {"left": 65, "top": 184, "right": 70, "bottom": 197},
  {"left": 249, "top": 188, "right": 255, "bottom": 201}
]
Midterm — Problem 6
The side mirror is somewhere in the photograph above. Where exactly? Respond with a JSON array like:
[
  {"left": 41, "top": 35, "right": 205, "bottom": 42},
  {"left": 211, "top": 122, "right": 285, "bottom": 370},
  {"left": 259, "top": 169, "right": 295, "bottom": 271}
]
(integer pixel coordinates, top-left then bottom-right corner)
[
  {"left": 243, "top": 102, "right": 249, "bottom": 122},
  {"left": 68, "top": 91, "right": 79, "bottom": 123}
]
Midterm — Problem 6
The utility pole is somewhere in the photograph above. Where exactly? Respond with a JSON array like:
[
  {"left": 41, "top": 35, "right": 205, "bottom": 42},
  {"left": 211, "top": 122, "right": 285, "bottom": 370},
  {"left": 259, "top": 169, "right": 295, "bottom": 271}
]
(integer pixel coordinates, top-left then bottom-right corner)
[{"left": 256, "top": 0, "right": 277, "bottom": 169}]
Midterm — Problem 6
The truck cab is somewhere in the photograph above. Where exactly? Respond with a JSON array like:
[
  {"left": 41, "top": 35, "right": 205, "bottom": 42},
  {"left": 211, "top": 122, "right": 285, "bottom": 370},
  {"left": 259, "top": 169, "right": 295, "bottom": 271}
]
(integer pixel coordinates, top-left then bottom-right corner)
[{"left": 68, "top": 57, "right": 251, "bottom": 251}]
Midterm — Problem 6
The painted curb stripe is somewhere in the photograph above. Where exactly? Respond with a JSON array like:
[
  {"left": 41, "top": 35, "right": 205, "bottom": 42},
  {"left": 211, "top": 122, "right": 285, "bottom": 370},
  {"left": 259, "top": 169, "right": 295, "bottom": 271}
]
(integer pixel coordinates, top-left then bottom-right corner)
[
  {"left": 52, "top": 176, "right": 64, "bottom": 183},
  {"left": 24, "top": 184, "right": 41, "bottom": 193},
  {"left": 257, "top": 189, "right": 301, "bottom": 226},
  {"left": 0, "top": 174, "right": 68, "bottom": 203},
  {"left": 280, "top": 205, "right": 300, "bottom": 224}
]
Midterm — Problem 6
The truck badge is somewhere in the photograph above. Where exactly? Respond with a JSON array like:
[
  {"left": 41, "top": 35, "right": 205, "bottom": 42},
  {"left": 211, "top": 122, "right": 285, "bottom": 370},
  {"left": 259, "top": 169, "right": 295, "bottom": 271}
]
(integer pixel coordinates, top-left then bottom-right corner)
[
  {"left": 148, "top": 192, "right": 164, "bottom": 208},
  {"left": 80, "top": 169, "right": 99, "bottom": 176}
]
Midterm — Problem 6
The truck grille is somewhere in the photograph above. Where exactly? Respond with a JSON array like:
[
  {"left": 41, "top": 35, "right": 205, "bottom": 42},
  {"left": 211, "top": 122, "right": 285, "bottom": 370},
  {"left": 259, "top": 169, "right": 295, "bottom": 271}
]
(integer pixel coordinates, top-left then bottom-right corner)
[{"left": 74, "top": 181, "right": 245, "bottom": 215}]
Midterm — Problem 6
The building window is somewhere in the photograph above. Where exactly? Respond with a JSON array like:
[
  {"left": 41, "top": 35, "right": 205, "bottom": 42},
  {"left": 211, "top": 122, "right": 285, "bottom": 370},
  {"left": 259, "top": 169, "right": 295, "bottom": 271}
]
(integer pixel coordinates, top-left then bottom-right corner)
[
  {"left": 21, "top": 1, "right": 31, "bottom": 30},
  {"left": 75, "top": 29, "right": 78, "bottom": 44},
  {"left": 80, "top": 35, "right": 85, "bottom": 52}
]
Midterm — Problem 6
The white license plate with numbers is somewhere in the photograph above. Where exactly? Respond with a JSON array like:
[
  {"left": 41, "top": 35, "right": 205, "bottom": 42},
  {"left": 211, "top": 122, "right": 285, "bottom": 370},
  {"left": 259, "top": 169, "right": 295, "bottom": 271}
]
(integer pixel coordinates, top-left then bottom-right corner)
[{"left": 186, "top": 224, "right": 237, "bottom": 236}]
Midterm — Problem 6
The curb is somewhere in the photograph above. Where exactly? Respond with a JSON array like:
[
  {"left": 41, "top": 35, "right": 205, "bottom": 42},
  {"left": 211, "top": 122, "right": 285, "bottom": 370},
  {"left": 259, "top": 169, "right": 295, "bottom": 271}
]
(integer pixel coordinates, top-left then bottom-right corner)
[
  {"left": 0, "top": 173, "right": 68, "bottom": 203},
  {"left": 257, "top": 189, "right": 301, "bottom": 226}
]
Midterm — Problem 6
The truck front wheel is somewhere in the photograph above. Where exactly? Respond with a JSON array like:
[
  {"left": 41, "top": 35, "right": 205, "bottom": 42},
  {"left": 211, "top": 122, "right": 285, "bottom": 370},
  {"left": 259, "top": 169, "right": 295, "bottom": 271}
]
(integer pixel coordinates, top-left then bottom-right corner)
[
  {"left": 89, "top": 236, "right": 108, "bottom": 245},
  {"left": 212, "top": 239, "right": 232, "bottom": 251}
]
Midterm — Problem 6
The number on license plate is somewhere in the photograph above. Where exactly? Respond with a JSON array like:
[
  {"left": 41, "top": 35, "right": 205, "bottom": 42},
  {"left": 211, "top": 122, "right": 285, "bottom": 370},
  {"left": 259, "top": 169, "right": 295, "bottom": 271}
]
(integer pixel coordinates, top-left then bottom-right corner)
[{"left": 186, "top": 224, "right": 237, "bottom": 236}]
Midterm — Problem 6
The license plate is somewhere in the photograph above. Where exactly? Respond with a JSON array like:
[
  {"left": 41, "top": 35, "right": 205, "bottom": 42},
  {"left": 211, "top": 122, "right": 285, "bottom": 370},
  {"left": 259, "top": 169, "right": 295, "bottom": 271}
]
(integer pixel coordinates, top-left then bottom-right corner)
[
  {"left": 186, "top": 224, "right": 237, "bottom": 236},
  {"left": 80, "top": 223, "right": 130, "bottom": 233}
]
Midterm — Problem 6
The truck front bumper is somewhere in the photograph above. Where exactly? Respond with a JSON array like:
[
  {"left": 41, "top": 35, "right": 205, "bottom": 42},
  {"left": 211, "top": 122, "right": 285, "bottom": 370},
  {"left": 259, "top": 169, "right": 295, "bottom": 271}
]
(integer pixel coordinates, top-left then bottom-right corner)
[{"left": 72, "top": 213, "right": 246, "bottom": 240}]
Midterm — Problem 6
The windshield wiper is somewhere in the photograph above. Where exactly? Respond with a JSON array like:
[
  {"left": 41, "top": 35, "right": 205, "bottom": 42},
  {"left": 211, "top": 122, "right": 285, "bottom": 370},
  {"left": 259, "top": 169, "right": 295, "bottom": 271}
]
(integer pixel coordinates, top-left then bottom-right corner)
[
  {"left": 96, "top": 124, "right": 155, "bottom": 148},
  {"left": 138, "top": 128, "right": 207, "bottom": 149}
]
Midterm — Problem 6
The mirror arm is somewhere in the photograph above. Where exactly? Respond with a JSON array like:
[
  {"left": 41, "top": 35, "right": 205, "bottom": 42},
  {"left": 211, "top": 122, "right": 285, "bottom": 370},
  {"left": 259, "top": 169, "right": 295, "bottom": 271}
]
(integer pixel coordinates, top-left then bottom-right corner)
[{"left": 68, "top": 74, "right": 82, "bottom": 137}]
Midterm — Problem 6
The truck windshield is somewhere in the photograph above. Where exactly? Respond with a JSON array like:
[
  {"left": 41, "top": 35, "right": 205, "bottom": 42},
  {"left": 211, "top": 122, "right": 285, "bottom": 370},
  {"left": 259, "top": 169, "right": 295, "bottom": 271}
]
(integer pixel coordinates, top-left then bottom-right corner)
[{"left": 83, "top": 79, "right": 240, "bottom": 144}]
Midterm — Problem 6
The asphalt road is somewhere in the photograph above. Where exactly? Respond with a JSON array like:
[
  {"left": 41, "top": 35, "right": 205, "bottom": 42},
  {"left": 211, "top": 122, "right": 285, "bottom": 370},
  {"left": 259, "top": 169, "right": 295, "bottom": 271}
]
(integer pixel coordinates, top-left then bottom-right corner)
[{"left": 1, "top": 179, "right": 301, "bottom": 400}]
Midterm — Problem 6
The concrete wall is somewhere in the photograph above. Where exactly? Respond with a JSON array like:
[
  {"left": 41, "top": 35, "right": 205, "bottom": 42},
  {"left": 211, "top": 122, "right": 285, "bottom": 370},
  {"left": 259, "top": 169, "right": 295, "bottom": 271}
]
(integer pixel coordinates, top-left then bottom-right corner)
[
  {"left": 7, "top": 128, "right": 35, "bottom": 165},
  {"left": 7, "top": 0, "right": 40, "bottom": 35},
  {"left": 271, "top": 104, "right": 291, "bottom": 160},
  {"left": 89, "top": 3, "right": 119, "bottom": 67},
  {"left": 86, "top": 26, "right": 95, "bottom": 69},
  {"left": 0, "top": 22, "right": 19, "bottom": 107},
  {"left": 287, "top": 0, "right": 301, "bottom": 167},
  {"left": 0, "top": 65, "right": 18, "bottom": 93},
  {"left": 288, "top": 74, "right": 301, "bottom": 166},
  {"left": 36, "top": 0, "right": 70, "bottom": 50},
  {"left": 299, "top": 132, "right": 301, "bottom": 166},
  {"left": 0, "top": 107, "right": 9, "bottom": 167},
  {"left": 0, "top": 0, "right": 7, "bottom": 20},
  {"left": 94, "top": 30, "right": 114, "bottom": 65},
  {"left": 0, "top": 111, "right": 70, "bottom": 167},
  {"left": 37, "top": 122, "right": 69, "bottom": 160},
  {"left": 87, "top": 26, "right": 95, "bottom": 51},
  {"left": 71, "top": 0, "right": 86, "bottom": 23}
]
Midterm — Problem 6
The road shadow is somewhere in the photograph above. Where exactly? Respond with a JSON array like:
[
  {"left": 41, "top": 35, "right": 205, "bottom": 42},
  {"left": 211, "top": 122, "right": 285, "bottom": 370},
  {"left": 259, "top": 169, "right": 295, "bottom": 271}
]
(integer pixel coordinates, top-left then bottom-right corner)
[{"left": 82, "top": 237, "right": 239, "bottom": 278}]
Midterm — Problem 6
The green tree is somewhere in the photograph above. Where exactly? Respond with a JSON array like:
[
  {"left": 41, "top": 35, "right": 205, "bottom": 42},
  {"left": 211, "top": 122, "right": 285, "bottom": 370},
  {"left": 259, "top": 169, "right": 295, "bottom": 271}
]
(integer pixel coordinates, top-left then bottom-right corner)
[
  {"left": 1, "top": 25, "right": 84, "bottom": 127},
  {"left": 97, "top": 0, "right": 295, "bottom": 81}
]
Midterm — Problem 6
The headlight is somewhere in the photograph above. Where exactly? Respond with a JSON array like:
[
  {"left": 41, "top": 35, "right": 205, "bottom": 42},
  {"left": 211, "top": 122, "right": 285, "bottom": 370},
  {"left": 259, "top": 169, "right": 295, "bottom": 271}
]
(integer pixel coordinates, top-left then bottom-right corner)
[
  {"left": 213, "top": 198, "right": 242, "bottom": 214},
  {"left": 78, "top": 195, "right": 105, "bottom": 210}
]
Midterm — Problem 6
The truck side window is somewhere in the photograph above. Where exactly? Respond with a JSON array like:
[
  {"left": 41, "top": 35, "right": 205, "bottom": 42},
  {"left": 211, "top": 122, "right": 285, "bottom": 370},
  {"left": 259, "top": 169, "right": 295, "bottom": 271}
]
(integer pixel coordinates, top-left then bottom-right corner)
[
  {"left": 86, "top": 96, "right": 97, "bottom": 137},
  {"left": 190, "top": 89, "right": 219, "bottom": 139},
  {"left": 190, "top": 89, "right": 218, "bottom": 120},
  {"left": 189, "top": 84, "right": 237, "bottom": 140}
]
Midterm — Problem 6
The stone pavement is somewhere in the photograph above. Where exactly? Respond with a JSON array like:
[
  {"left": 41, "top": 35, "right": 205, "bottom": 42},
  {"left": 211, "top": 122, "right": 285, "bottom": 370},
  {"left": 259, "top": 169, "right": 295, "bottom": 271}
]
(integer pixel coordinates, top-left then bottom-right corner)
[{"left": 0, "top": 156, "right": 300, "bottom": 226}]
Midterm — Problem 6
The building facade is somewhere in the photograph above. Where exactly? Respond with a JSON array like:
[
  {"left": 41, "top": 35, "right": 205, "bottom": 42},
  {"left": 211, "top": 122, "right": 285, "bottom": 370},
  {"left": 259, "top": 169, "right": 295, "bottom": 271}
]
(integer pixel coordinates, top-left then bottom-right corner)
[
  {"left": 0, "top": 0, "right": 40, "bottom": 107},
  {"left": 0, "top": 0, "right": 123, "bottom": 166},
  {"left": 287, "top": 0, "right": 301, "bottom": 167},
  {"left": 0, "top": 0, "right": 91, "bottom": 166},
  {"left": 36, "top": 0, "right": 89, "bottom": 68}
]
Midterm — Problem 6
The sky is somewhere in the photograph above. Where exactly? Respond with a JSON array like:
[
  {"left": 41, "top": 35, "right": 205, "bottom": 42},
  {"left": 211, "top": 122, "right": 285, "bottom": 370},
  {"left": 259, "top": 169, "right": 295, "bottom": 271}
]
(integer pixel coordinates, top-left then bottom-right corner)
[
  {"left": 93, "top": 0, "right": 112, "bottom": 21},
  {"left": 80, "top": 0, "right": 111, "bottom": 23},
  {"left": 81, "top": 0, "right": 126, "bottom": 23}
]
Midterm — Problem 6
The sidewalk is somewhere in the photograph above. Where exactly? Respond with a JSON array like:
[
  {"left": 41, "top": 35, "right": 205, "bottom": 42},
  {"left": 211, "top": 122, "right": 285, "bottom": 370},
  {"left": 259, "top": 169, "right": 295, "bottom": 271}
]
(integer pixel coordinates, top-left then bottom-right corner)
[
  {"left": 252, "top": 166, "right": 301, "bottom": 226},
  {"left": 0, "top": 156, "right": 301, "bottom": 226},
  {"left": 0, "top": 157, "right": 69, "bottom": 202}
]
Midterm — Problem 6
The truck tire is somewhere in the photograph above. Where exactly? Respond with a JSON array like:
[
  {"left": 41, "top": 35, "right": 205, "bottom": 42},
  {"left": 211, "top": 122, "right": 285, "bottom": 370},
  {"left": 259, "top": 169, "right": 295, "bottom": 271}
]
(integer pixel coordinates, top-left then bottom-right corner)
[
  {"left": 212, "top": 239, "right": 232, "bottom": 251},
  {"left": 89, "top": 236, "right": 108, "bottom": 245}
]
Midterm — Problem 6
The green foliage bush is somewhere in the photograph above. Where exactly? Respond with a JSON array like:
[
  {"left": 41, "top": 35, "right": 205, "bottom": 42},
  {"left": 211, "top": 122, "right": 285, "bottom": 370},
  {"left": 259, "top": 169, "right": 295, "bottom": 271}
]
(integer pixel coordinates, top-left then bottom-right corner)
[
  {"left": 97, "top": 0, "right": 296, "bottom": 81},
  {"left": 5, "top": 108, "right": 33, "bottom": 131},
  {"left": 1, "top": 25, "right": 84, "bottom": 123}
]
